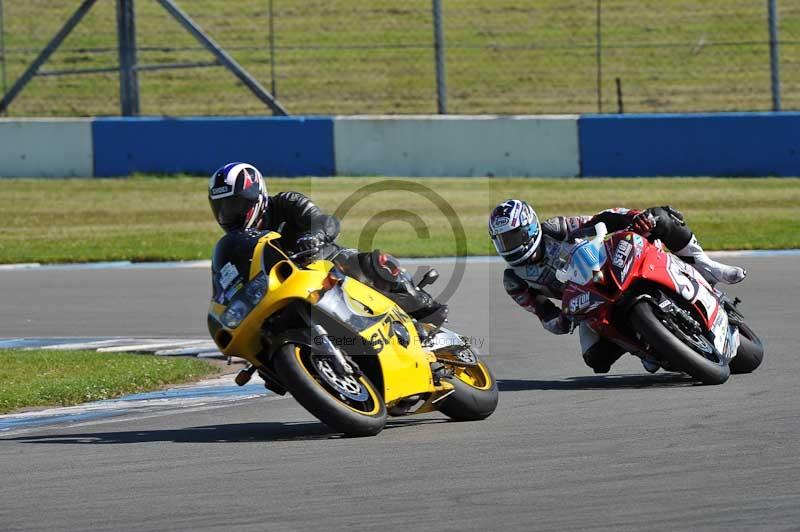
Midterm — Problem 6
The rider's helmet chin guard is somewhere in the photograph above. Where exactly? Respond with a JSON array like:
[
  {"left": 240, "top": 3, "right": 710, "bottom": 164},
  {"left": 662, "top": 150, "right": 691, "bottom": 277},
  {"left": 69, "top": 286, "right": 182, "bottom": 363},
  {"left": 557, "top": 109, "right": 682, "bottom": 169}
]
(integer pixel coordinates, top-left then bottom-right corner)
[
  {"left": 208, "top": 162, "right": 268, "bottom": 232},
  {"left": 488, "top": 199, "right": 542, "bottom": 266}
]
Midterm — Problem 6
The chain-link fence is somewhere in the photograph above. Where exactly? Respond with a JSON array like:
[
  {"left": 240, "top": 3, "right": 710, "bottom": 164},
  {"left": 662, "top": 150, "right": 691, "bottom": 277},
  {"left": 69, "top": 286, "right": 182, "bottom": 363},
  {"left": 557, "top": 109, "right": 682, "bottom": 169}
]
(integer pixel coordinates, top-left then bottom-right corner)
[{"left": 0, "top": 0, "right": 797, "bottom": 117}]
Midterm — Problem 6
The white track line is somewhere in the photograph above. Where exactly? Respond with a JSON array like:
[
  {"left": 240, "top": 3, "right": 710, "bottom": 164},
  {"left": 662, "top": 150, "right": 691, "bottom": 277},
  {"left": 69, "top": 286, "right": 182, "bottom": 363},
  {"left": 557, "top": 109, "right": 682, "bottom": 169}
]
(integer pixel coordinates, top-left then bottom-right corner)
[
  {"left": 0, "top": 373, "right": 274, "bottom": 435},
  {"left": 97, "top": 339, "right": 211, "bottom": 353},
  {"left": 155, "top": 344, "right": 220, "bottom": 356},
  {"left": 37, "top": 338, "right": 138, "bottom": 350}
]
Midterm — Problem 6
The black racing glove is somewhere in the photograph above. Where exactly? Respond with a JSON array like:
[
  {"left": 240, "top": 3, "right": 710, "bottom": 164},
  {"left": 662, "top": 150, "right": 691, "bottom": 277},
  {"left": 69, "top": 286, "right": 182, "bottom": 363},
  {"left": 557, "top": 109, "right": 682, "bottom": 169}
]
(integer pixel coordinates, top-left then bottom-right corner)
[
  {"left": 295, "top": 231, "right": 324, "bottom": 253},
  {"left": 631, "top": 212, "right": 657, "bottom": 237}
]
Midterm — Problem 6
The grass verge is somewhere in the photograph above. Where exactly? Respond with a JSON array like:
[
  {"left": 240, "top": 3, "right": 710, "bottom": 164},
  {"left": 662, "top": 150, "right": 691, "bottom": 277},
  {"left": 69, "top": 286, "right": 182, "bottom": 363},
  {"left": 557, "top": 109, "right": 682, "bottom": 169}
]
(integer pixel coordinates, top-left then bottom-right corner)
[
  {"left": 0, "top": 176, "right": 798, "bottom": 264},
  {"left": 0, "top": 350, "right": 221, "bottom": 414}
]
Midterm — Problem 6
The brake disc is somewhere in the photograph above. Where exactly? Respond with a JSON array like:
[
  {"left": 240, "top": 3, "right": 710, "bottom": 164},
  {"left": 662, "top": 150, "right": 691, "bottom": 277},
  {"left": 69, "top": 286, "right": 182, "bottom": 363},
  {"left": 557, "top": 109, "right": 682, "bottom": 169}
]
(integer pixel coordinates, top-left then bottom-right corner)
[
  {"left": 435, "top": 346, "right": 479, "bottom": 367},
  {"left": 313, "top": 357, "right": 369, "bottom": 402}
]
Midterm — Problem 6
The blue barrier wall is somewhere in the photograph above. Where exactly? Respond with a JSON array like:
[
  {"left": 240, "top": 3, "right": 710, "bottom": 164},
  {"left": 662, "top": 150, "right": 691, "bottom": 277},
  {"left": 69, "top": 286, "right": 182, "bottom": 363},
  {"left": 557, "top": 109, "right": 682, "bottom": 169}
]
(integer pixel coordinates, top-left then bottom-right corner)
[
  {"left": 92, "top": 117, "right": 335, "bottom": 177},
  {"left": 579, "top": 113, "right": 800, "bottom": 177},
  {"left": 1, "top": 113, "right": 796, "bottom": 178}
]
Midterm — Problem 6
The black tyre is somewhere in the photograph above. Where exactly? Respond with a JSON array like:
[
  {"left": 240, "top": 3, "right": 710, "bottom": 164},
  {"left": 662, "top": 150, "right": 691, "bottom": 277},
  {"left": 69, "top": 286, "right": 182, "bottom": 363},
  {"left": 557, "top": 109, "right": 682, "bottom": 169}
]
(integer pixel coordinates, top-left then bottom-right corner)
[
  {"left": 629, "top": 301, "right": 730, "bottom": 385},
  {"left": 438, "top": 362, "right": 499, "bottom": 421},
  {"left": 729, "top": 322, "right": 764, "bottom": 374},
  {"left": 273, "top": 344, "right": 387, "bottom": 437}
]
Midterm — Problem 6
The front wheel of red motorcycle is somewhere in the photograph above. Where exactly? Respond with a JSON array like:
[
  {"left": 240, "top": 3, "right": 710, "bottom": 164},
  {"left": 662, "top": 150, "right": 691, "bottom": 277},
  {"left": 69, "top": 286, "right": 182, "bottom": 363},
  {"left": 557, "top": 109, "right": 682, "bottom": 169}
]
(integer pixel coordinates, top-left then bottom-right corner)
[
  {"left": 628, "top": 301, "right": 730, "bottom": 385},
  {"left": 729, "top": 321, "right": 764, "bottom": 374},
  {"left": 273, "top": 344, "right": 387, "bottom": 437}
]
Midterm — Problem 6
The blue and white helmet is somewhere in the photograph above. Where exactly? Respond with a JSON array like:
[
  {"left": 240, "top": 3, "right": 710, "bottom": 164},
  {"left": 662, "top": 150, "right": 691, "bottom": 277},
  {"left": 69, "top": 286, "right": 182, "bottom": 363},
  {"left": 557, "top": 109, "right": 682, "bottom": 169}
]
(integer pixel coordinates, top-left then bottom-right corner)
[
  {"left": 488, "top": 199, "right": 541, "bottom": 266},
  {"left": 208, "top": 162, "right": 268, "bottom": 232}
]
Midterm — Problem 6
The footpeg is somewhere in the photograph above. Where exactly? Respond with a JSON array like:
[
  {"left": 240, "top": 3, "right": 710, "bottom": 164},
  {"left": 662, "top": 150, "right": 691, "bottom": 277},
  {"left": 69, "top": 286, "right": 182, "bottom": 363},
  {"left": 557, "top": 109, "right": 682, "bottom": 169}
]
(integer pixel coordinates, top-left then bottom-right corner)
[{"left": 235, "top": 365, "right": 256, "bottom": 386}]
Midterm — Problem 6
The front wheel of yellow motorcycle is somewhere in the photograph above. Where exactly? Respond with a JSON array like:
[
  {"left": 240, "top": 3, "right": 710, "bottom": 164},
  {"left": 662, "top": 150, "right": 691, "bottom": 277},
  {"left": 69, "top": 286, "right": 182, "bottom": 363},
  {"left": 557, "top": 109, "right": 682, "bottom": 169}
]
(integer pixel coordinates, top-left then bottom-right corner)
[
  {"left": 438, "top": 361, "right": 499, "bottom": 421},
  {"left": 273, "top": 344, "right": 387, "bottom": 437}
]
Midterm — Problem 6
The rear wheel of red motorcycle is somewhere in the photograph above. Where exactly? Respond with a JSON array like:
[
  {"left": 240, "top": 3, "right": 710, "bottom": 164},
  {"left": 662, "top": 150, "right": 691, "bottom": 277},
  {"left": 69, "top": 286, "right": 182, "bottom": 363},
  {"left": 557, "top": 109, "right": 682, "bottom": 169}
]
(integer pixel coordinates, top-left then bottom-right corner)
[
  {"left": 729, "top": 322, "right": 764, "bottom": 374},
  {"left": 629, "top": 301, "right": 730, "bottom": 385},
  {"left": 274, "top": 344, "right": 387, "bottom": 437}
]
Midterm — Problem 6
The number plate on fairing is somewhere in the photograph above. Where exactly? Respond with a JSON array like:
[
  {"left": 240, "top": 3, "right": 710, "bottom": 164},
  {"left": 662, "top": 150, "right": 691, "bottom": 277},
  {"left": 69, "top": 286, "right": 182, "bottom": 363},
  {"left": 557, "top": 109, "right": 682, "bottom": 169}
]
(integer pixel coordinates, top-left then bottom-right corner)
[
  {"left": 710, "top": 307, "right": 729, "bottom": 355},
  {"left": 710, "top": 307, "right": 740, "bottom": 361},
  {"left": 665, "top": 255, "right": 720, "bottom": 322}
]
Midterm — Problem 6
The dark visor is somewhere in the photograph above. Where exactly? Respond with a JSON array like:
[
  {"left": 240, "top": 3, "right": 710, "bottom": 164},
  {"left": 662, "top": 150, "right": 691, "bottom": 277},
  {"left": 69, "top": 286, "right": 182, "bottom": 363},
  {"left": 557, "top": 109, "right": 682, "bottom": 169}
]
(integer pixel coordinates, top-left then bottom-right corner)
[
  {"left": 494, "top": 224, "right": 536, "bottom": 252},
  {"left": 214, "top": 196, "right": 254, "bottom": 229}
]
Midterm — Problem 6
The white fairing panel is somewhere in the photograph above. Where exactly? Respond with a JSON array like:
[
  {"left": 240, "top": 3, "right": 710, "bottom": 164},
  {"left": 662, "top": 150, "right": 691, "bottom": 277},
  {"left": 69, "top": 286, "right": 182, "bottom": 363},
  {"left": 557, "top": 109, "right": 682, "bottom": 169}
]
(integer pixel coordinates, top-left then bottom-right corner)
[{"left": 710, "top": 307, "right": 741, "bottom": 362}]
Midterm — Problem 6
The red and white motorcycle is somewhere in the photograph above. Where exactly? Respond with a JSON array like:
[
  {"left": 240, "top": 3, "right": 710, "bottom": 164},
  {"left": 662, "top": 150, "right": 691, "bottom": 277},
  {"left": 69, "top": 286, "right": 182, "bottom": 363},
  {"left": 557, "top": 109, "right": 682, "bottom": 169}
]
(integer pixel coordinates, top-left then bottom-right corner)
[{"left": 557, "top": 223, "right": 764, "bottom": 385}]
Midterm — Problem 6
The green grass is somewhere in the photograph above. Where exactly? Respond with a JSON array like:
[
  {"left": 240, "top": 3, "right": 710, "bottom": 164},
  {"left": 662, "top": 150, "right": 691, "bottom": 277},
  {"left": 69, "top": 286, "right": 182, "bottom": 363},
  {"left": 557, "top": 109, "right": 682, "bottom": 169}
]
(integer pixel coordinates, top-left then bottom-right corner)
[
  {"left": 0, "top": 176, "right": 798, "bottom": 264},
  {"left": 0, "top": 349, "right": 221, "bottom": 414},
  {"left": 0, "top": 0, "right": 798, "bottom": 116}
]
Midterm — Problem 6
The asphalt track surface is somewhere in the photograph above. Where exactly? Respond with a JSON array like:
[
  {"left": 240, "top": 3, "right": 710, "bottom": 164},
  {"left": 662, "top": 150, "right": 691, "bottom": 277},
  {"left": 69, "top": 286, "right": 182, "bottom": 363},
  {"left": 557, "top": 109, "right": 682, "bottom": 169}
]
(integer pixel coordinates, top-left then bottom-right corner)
[{"left": 1, "top": 257, "right": 798, "bottom": 531}]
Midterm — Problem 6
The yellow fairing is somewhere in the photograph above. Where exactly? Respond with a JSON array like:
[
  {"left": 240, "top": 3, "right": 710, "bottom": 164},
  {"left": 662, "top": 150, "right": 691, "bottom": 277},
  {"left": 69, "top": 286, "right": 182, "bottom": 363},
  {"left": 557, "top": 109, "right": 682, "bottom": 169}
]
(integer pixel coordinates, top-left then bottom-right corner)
[
  {"left": 211, "top": 232, "right": 443, "bottom": 403},
  {"left": 339, "top": 277, "right": 438, "bottom": 404},
  {"left": 212, "top": 233, "right": 331, "bottom": 364},
  {"left": 218, "top": 276, "right": 327, "bottom": 364}
]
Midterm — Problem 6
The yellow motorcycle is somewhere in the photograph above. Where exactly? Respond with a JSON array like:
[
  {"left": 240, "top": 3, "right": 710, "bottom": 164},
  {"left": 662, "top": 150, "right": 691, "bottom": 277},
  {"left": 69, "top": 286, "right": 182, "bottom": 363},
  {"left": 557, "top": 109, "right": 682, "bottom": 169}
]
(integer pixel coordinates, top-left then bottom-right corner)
[{"left": 207, "top": 231, "right": 498, "bottom": 436}]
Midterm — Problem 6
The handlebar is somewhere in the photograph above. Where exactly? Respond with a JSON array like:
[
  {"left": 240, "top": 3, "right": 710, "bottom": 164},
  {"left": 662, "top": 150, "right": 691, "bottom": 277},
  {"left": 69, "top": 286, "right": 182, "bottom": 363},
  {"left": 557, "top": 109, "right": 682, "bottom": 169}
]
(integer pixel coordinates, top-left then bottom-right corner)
[{"left": 288, "top": 246, "right": 322, "bottom": 262}]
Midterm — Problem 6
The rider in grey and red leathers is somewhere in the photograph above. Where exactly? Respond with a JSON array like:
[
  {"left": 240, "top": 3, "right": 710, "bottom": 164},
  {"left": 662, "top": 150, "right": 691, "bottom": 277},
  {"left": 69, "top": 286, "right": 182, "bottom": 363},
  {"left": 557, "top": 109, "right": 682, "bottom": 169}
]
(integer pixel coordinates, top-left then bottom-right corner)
[
  {"left": 488, "top": 199, "right": 746, "bottom": 374},
  {"left": 208, "top": 162, "right": 448, "bottom": 327}
]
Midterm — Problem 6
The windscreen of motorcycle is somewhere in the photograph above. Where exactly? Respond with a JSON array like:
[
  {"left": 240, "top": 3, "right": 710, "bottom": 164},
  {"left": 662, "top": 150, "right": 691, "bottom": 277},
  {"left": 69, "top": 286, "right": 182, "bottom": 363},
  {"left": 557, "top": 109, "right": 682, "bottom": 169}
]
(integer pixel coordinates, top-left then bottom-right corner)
[
  {"left": 211, "top": 230, "right": 265, "bottom": 305},
  {"left": 556, "top": 239, "right": 607, "bottom": 286}
]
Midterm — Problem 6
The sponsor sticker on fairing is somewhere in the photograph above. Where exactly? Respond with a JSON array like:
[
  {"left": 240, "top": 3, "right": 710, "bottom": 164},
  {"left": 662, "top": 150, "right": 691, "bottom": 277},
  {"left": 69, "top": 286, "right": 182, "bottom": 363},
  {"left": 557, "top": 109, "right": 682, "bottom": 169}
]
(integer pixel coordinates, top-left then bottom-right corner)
[
  {"left": 568, "top": 292, "right": 591, "bottom": 313},
  {"left": 219, "top": 262, "right": 240, "bottom": 290},
  {"left": 612, "top": 240, "right": 632, "bottom": 268}
]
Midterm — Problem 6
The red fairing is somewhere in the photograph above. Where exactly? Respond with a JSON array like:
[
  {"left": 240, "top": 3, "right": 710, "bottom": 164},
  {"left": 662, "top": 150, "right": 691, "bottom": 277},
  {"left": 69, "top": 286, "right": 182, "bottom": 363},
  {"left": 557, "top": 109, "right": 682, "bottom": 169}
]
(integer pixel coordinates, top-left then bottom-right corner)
[
  {"left": 561, "top": 230, "right": 721, "bottom": 353},
  {"left": 638, "top": 249, "right": 720, "bottom": 328}
]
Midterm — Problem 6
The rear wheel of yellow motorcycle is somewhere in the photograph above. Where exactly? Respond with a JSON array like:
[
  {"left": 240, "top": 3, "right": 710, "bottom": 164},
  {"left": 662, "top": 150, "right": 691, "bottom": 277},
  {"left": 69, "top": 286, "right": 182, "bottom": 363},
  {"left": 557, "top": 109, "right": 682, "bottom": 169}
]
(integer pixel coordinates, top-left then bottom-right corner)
[
  {"left": 274, "top": 344, "right": 387, "bottom": 437},
  {"left": 438, "top": 362, "right": 499, "bottom": 421}
]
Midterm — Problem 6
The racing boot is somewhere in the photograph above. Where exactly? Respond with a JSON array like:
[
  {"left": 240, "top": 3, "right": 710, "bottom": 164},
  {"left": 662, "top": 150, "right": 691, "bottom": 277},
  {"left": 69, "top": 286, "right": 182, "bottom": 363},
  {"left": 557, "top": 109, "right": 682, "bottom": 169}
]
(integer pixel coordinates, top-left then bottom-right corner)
[
  {"left": 674, "top": 235, "right": 746, "bottom": 286},
  {"left": 582, "top": 340, "right": 625, "bottom": 374},
  {"left": 580, "top": 325, "right": 625, "bottom": 374}
]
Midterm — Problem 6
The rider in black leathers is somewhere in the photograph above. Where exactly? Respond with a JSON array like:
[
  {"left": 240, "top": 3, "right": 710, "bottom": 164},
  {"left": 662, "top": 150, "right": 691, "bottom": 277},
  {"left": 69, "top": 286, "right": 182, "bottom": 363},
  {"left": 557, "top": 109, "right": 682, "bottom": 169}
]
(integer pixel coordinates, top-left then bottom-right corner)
[{"left": 208, "top": 162, "right": 448, "bottom": 326}]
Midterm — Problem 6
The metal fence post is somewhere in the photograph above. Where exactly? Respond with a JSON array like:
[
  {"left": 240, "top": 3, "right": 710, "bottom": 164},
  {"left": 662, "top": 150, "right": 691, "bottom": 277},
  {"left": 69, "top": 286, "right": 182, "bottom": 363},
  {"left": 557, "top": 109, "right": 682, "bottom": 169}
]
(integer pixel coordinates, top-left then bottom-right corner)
[
  {"left": 0, "top": 0, "right": 8, "bottom": 115},
  {"left": 595, "top": 0, "right": 603, "bottom": 113},
  {"left": 116, "top": 0, "right": 140, "bottom": 116},
  {"left": 768, "top": 0, "right": 781, "bottom": 111},
  {"left": 268, "top": 0, "right": 276, "bottom": 97},
  {"left": 432, "top": 0, "right": 447, "bottom": 114}
]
